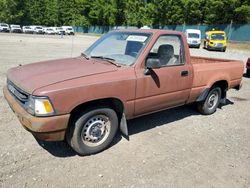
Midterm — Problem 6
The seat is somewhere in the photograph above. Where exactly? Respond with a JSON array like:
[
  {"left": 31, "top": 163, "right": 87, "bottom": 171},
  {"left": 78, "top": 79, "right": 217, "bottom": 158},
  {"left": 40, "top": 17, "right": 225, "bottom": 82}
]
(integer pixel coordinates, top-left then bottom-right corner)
[{"left": 157, "top": 44, "right": 177, "bottom": 66}]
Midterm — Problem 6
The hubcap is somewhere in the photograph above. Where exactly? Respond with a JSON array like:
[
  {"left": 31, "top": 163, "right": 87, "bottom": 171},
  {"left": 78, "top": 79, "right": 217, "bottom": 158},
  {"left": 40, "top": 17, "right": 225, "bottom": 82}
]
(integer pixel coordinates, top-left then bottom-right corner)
[
  {"left": 207, "top": 91, "right": 219, "bottom": 109},
  {"left": 81, "top": 115, "right": 111, "bottom": 147}
]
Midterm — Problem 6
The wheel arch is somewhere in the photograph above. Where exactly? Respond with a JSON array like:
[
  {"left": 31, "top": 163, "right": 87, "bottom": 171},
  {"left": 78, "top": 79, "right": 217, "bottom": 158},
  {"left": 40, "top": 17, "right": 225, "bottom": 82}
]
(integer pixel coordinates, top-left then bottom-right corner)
[
  {"left": 196, "top": 80, "right": 228, "bottom": 102},
  {"left": 70, "top": 97, "right": 125, "bottom": 120}
]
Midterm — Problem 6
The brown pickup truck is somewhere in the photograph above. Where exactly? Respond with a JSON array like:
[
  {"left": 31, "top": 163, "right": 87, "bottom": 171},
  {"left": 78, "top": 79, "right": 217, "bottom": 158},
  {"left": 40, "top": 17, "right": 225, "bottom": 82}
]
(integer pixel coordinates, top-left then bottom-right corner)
[{"left": 4, "top": 29, "right": 244, "bottom": 155}]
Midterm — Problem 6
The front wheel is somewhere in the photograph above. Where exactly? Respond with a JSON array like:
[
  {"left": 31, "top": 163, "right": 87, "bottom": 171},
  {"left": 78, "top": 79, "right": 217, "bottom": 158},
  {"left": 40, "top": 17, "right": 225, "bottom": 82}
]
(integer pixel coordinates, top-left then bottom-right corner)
[
  {"left": 197, "top": 87, "right": 222, "bottom": 115},
  {"left": 67, "top": 107, "right": 119, "bottom": 155}
]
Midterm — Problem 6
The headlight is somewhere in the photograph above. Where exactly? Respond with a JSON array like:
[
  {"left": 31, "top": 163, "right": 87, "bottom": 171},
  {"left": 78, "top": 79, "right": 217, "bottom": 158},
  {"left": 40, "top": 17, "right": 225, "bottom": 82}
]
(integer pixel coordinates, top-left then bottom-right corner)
[{"left": 26, "top": 96, "right": 55, "bottom": 116}]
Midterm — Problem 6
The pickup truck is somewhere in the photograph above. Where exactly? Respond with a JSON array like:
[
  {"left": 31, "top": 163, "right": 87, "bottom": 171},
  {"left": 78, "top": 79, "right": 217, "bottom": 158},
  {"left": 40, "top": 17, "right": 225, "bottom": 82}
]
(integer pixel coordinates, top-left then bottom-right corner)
[{"left": 3, "top": 29, "right": 244, "bottom": 155}]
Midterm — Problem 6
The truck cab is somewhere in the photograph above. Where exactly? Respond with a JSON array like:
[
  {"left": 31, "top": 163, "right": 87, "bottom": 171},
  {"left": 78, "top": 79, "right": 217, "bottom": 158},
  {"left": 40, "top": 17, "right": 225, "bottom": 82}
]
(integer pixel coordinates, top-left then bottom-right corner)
[
  {"left": 185, "top": 29, "right": 201, "bottom": 48},
  {"left": 204, "top": 30, "right": 227, "bottom": 52}
]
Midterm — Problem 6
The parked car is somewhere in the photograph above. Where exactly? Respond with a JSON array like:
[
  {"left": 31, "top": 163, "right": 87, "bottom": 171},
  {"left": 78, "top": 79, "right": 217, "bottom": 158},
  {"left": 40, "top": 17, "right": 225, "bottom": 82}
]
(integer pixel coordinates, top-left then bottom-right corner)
[
  {"left": 246, "top": 58, "right": 250, "bottom": 76},
  {"left": 112, "top": 26, "right": 138, "bottom": 30},
  {"left": 31, "top": 26, "right": 44, "bottom": 34},
  {"left": 4, "top": 29, "right": 244, "bottom": 155},
  {"left": 10, "top": 24, "right": 22, "bottom": 33},
  {"left": 0, "top": 23, "right": 10, "bottom": 32},
  {"left": 140, "top": 26, "right": 151, "bottom": 29},
  {"left": 204, "top": 30, "right": 227, "bottom": 52},
  {"left": 185, "top": 29, "right": 201, "bottom": 48},
  {"left": 44, "top": 27, "right": 56, "bottom": 35},
  {"left": 62, "top": 26, "right": 74, "bottom": 35},
  {"left": 22, "top": 26, "right": 34, "bottom": 34},
  {"left": 52, "top": 27, "right": 65, "bottom": 35}
]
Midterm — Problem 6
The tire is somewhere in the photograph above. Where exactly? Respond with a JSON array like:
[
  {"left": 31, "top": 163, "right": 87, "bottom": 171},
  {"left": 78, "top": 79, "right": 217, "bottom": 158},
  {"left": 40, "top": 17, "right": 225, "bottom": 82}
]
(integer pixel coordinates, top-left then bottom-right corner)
[
  {"left": 223, "top": 47, "right": 226, "bottom": 52},
  {"left": 197, "top": 45, "right": 200, "bottom": 49},
  {"left": 67, "top": 107, "right": 119, "bottom": 155},
  {"left": 197, "top": 87, "right": 222, "bottom": 115}
]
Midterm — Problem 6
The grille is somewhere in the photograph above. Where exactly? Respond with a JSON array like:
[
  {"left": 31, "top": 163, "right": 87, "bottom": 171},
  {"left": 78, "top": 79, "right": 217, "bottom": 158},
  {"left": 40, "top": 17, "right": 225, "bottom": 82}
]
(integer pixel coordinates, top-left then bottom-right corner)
[
  {"left": 7, "top": 80, "right": 29, "bottom": 105},
  {"left": 215, "top": 43, "right": 223, "bottom": 47}
]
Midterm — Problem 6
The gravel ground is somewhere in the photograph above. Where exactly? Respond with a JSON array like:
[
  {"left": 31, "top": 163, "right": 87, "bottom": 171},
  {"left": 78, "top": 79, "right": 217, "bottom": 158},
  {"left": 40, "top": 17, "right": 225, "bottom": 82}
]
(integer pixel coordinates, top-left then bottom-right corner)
[{"left": 0, "top": 33, "right": 250, "bottom": 188}]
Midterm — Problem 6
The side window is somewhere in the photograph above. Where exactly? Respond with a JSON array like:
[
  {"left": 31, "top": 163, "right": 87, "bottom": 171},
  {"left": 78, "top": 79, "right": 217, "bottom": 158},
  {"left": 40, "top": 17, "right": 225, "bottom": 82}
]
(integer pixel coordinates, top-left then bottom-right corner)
[{"left": 149, "top": 35, "right": 184, "bottom": 67}]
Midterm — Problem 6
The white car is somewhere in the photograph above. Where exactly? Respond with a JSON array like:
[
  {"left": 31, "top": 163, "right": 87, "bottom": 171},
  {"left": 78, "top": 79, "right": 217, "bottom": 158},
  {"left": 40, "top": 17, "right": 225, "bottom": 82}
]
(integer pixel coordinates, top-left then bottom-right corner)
[
  {"left": 62, "top": 26, "right": 75, "bottom": 35},
  {"left": 31, "top": 26, "right": 44, "bottom": 34},
  {"left": 10, "top": 24, "right": 22, "bottom": 33},
  {"left": 22, "top": 26, "right": 34, "bottom": 34},
  {"left": 185, "top": 29, "right": 201, "bottom": 48},
  {"left": 44, "top": 27, "right": 56, "bottom": 35},
  {"left": 140, "top": 25, "right": 151, "bottom": 29},
  {"left": 0, "top": 23, "right": 10, "bottom": 32},
  {"left": 51, "top": 27, "right": 65, "bottom": 35}
]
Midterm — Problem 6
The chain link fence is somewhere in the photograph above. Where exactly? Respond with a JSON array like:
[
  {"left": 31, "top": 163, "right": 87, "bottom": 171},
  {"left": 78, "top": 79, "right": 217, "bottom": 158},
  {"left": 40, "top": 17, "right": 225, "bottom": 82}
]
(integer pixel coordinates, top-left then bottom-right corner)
[{"left": 74, "top": 24, "right": 250, "bottom": 42}]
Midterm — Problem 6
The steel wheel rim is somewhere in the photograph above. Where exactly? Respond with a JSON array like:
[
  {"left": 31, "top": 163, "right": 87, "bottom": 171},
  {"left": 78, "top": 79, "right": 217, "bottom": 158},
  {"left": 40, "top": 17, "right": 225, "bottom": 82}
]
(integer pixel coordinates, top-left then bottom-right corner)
[
  {"left": 207, "top": 90, "right": 219, "bottom": 109},
  {"left": 81, "top": 115, "right": 111, "bottom": 147}
]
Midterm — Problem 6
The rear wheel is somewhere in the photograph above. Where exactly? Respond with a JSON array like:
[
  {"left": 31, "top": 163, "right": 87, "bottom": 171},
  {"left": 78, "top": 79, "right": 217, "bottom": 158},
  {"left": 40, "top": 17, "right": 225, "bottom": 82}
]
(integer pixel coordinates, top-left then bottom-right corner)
[
  {"left": 197, "top": 87, "right": 221, "bottom": 115},
  {"left": 67, "top": 107, "right": 118, "bottom": 155}
]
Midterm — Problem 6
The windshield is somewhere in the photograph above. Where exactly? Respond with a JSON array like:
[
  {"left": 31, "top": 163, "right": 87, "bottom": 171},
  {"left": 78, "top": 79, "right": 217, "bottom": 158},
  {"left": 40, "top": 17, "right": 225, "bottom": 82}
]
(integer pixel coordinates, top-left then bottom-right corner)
[
  {"left": 1, "top": 24, "right": 8, "bottom": 27},
  {"left": 67, "top": 28, "right": 73, "bottom": 30},
  {"left": 188, "top": 33, "right": 199, "bottom": 39},
  {"left": 211, "top": 33, "right": 225, "bottom": 40},
  {"left": 84, "top": 32, "right": 151, "bottom": 66},
  {"left": 25, "top": 27, "right": 31, "bottom": 29},
  {"left": 36, "top": 27, "right": 42, "bottom": 29}
]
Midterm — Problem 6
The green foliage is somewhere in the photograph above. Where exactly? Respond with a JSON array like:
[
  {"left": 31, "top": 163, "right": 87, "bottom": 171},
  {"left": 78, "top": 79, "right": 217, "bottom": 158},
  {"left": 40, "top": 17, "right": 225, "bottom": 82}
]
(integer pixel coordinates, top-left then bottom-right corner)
[{"left": 0, "top": 0, "right": 249, "bottom": 26}]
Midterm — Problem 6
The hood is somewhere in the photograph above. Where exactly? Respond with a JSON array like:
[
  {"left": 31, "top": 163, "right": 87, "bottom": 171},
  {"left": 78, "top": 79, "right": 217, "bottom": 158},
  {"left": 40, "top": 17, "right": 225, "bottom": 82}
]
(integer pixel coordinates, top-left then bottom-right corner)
[{"left": 7, "top": 57, "right": 118, "bottom": 94}]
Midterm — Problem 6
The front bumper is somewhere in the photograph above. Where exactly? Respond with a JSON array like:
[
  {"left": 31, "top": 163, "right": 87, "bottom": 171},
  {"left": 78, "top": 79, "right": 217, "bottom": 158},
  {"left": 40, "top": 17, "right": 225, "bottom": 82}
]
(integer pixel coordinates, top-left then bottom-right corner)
[
  {"left": 208, "top": 44, "right": 226, "bottom": 51},
  {"left": 3, "top": 86, "right": 70, "bottom": 141},
  {"left": 188, "top": 43, "right": 200, "bottom": 47}
]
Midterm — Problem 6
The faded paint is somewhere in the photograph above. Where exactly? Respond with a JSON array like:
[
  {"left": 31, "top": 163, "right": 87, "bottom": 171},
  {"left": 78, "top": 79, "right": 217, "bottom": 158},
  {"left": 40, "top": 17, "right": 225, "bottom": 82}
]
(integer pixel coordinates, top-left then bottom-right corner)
[{"left": 3, "top": 29, "right": 244, "bottom": 141}]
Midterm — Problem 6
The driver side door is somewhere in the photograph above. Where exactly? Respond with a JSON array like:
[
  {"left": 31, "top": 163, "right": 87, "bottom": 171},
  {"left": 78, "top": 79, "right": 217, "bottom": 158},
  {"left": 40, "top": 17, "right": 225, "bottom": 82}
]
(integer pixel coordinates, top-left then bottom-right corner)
[{"left": 134, "top": 34, "right": 193, "bottom": 116}]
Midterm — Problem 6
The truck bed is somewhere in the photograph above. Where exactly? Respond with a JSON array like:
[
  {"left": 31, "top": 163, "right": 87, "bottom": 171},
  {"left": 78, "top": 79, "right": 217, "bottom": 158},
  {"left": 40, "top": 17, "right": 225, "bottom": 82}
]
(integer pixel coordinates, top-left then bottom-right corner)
[{"left": 188, "top": 56, "right": 244, "bottom": 103}]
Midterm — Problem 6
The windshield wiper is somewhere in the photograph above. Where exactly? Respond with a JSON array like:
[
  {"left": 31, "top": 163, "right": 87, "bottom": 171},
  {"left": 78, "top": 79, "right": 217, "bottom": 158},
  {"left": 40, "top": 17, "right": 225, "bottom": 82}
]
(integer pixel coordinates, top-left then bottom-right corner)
[
  {"left": 81, "top": 52, "right": 89, "bottom": 60},
  {"left": 90, "top": 56, "right": 121, "bottom": 67}
]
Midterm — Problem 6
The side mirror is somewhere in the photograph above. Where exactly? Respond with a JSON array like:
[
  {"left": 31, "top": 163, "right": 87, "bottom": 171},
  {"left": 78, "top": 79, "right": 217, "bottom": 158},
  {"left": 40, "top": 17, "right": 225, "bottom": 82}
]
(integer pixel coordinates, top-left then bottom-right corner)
[{"left": 145, "top": 58, "right": 161, "bottom": 69}]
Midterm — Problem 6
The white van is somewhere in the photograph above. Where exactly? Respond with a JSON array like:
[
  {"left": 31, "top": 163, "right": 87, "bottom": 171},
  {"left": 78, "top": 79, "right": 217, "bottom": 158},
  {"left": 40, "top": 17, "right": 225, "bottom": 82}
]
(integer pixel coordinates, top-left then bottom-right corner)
[
  {"left": 62, "top": 26, "right": 74, "bottom": 35},
  {"left": 185, "top": 29, "right": 201, "bottom": 48}
]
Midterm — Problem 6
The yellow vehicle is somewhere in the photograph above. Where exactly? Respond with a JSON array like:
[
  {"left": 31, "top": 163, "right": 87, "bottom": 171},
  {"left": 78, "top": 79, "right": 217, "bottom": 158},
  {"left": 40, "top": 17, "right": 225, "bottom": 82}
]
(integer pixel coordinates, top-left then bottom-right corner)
[{"left": 204, "top": 30, "right": 227, "bottom": 52}]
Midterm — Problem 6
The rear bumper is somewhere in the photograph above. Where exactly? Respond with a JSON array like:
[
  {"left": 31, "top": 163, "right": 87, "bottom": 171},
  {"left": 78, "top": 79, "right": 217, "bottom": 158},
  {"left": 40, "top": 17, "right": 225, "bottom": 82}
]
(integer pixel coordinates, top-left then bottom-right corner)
[{"left": 3, "top": 86, "right": 70, "bottom": 141}]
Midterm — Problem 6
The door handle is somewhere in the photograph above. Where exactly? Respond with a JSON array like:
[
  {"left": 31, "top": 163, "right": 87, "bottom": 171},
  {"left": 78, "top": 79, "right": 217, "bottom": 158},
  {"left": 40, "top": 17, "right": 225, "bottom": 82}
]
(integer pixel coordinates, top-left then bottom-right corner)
[{"left": 181, "top": 70, "right": 189, "bottom": 76}]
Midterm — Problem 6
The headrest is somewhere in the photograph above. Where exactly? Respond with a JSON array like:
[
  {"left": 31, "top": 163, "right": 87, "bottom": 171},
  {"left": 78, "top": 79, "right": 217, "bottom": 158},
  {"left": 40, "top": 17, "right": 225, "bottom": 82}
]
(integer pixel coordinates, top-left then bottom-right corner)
[{"left": 158, "top": 44, "right": 174, "bottom": 58}]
